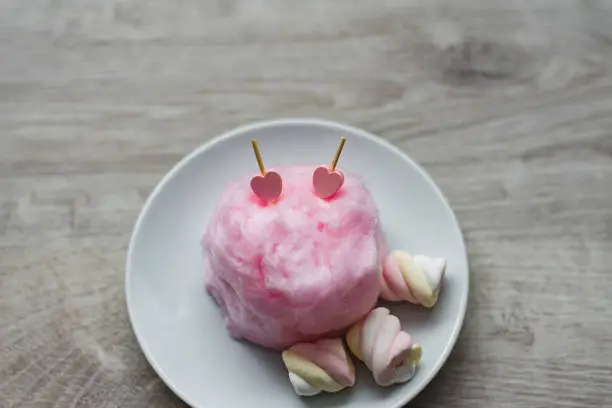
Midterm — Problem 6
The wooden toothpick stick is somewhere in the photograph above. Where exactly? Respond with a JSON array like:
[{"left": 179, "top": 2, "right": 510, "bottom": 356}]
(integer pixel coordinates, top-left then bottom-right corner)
[
  {"left": 251, "top": 139, "right": 266, "bottom": 175},
  {"left": 330, "top": 137, "right": 346, "bottom": 171}
]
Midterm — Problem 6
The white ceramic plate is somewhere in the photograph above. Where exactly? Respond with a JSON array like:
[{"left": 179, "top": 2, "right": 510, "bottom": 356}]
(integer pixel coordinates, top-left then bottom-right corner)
[{"left": 126, "top": 119, "right": 469, "bottom": 408}]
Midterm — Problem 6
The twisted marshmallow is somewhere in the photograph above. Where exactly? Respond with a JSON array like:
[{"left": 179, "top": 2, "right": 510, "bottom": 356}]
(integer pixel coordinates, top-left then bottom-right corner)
[
  {"left": 346, "top": 307, "right": 422, "bottom": 387},
  {"left": 381, "top": 251, "right": 446, "bottom": 307},
  {"left": 281, "top": 338, "right": 355, "bottom": 396}
]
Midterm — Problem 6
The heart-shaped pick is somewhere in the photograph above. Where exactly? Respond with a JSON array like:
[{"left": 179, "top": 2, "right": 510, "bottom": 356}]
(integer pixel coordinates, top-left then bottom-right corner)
[
  {"left": 250, "top": 171, "right": 283, "bottom": 203},
  {"left": 313, "top": 166, "right": 344, "bottom": 198}
]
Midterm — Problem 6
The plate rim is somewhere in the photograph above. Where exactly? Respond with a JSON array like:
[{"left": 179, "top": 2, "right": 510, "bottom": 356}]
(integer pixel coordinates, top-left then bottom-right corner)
[{"left": 125, "top": 117, "right": 469, "bottom": 408}]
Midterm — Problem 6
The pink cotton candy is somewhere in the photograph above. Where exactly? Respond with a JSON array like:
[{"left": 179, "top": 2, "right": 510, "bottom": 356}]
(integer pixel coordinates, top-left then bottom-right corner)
[{"left": 202, "top": 166, "right": 384, "bottom": 350}]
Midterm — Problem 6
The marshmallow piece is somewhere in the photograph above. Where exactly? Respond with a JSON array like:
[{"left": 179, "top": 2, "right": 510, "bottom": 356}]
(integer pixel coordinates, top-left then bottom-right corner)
[
  {"left": 381, "top": 251, "right": 446, "bottom": 307},
  {"left": 282, "top": 338, "right": 355, "bottom": 396},
  {"left": 346, "top": 307, "right": 422, "bottom": 387}
]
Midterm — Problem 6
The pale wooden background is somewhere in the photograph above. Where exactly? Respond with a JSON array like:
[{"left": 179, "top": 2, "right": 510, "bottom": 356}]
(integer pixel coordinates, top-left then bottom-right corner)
[{"left": 1, "top": 0, "right": 612, "bottom": 407}]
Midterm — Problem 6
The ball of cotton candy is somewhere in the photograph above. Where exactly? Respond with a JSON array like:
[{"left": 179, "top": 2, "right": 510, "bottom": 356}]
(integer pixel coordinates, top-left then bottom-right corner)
[{"left": 202, "top": 166, "right": 384, "bottom": 350}]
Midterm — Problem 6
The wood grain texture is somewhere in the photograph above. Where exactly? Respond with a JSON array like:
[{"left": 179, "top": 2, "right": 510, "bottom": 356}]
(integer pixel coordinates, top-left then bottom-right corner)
[{"left": 1, "top": 0, "right": 612, "bottom": 407}]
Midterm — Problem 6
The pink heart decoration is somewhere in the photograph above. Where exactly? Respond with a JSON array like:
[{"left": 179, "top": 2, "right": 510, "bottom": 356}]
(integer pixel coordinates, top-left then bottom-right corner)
[
  {"left": 313, "top": 166, "right": 345, "bottom": 198},
  {"left": 250, "top": 171, "right": 283, "bottom": 203}
]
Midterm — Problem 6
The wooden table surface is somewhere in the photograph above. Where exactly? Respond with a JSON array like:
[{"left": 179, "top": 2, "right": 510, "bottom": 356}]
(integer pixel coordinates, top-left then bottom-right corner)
[{"left": 1, "top": 1, "right": 611, "bottom": 407}]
